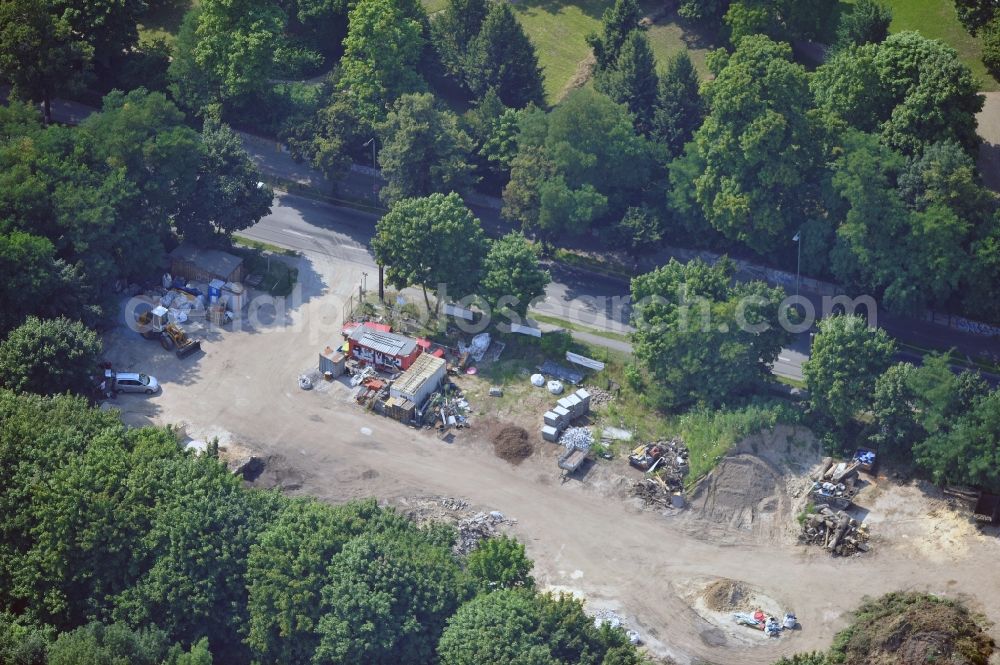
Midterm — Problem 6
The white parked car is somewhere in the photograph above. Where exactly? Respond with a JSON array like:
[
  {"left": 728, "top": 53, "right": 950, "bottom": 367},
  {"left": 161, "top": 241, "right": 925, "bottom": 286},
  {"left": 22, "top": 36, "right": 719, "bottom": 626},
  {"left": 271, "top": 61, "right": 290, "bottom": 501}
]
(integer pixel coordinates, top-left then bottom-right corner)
[{"left": 110, "top": 372, "right": 160, "bottom": 394}]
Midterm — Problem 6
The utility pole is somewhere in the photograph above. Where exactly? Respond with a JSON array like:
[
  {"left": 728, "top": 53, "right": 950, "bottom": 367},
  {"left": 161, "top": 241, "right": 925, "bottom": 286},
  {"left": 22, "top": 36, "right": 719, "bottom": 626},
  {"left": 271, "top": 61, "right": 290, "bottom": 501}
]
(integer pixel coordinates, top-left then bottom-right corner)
[{"left": 364, "top": 137, "right": 377, "bottom": 201}]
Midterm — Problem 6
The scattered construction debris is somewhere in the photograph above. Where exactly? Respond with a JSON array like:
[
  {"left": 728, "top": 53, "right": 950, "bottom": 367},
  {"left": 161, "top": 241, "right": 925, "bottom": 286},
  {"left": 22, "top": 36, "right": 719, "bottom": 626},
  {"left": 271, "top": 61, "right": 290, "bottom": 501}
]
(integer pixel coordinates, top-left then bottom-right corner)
[
  {"left": 799, "top": 505, "right": 870, "bottom": 556},
  {"left": 398, "top": 497, "right": 515, "bottom": 556},
  {"left": 455, "top": 511, "right": 513, "bottom": 555},
  {"left": 809, "top": 457, "right": 862, "bottom": 509},
  {"left": 592, "top": 609, "right": 641, "bottom": 645},
  {"left": 732, "top": 611, "right": 789, "bottom": 637},
  {"left": 493, "top": 426, "right": 533, "bottom": 465},
  {"left": 628, "top": 438, "right": 689, "bottom": 508}
]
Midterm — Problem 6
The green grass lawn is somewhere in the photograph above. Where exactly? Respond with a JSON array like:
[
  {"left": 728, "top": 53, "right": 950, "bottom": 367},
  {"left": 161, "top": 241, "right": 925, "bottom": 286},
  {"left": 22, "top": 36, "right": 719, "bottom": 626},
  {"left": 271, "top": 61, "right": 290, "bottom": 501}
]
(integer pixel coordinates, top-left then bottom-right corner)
[
  {"left": 864, "top": 0, "right": 998, "bottom": 90},
  {"left": 511, "top": 0, "right": 718, "bottom": 103},
  {"left": 138, "top": 0, "right": 195, "bottom": 46}
]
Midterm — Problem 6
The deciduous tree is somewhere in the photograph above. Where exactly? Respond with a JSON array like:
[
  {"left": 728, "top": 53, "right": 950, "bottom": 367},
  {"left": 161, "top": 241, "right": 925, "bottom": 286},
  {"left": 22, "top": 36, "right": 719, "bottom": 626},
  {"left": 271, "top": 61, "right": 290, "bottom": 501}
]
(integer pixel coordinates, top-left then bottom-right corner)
[
  {"left": 378, "top": 93, "right": 475, "bottom": 204},
  {"left": 479, "top": 233, "right": 550, "bottom": 319},
  {"left": 630, "top": 258, "right": 790, "bottom": 409},
  {"left": 0, "top": 317, "right": 101, "bottom": 396},
  {"left": 371, "top": 193, "right": 488, "bottom": 308},
  {"left": 803, "top": 314, "right": 895, "bottom": 429},
  {"left": 313, "top": 533, "right": 464, "bottom": 665},
  {"left": 0, "top": 0, "right": 91, "bottom": 124},
  {"left": 669, "top": 36, "right": 825, "bottom": 253}
]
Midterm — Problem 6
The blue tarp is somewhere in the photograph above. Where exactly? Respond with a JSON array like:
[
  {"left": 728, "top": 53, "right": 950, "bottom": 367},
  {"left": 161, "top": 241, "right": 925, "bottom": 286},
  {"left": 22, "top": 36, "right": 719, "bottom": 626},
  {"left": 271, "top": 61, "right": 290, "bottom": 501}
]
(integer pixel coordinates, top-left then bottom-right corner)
[{"left": 538, "top": 360, "right": 583, "bottom": 385}]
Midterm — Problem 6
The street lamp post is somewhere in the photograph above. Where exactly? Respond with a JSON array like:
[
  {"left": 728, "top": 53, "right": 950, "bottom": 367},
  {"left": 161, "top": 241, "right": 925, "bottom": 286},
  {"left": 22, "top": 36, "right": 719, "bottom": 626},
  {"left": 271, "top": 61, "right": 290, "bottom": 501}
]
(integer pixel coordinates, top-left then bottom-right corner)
[
  {"left": 363, "top": 137, "right": 377, "bottom": 201},
  {"left": 793, "top": 230, "right": 802, "bottom": 302}
]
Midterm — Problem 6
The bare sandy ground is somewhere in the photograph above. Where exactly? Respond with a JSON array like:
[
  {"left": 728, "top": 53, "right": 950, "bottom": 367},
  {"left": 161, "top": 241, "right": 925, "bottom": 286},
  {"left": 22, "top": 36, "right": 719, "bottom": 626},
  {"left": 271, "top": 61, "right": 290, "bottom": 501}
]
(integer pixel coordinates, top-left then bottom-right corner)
[{"left": 104, "top": 246, "right": 1000, "bottom": 665}]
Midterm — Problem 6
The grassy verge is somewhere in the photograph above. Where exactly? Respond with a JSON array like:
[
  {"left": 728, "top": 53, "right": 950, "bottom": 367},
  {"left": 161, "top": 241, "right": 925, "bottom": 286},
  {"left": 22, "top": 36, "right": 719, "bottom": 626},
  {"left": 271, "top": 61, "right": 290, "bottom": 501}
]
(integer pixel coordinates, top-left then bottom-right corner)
[
  {"left": 552, "top": 248, "right": 633, "bottom": 280},
  {"left": 775, "top": 374, "right": 807, "bottom": 390},
  {"left": 232, "top": 235, "right": 300, "bottom": 257},
  {"left": 563, "top": 341, "right": 801, "bottom": 487},
  {"left": 231, "top": 244, "right": 300, "bottom": 297},
  {"left": 530, "top": 312, "right": 632, "bottom": 343},
  {"left": 897, "top": 341, "right": 1000, "bottom": 375}
]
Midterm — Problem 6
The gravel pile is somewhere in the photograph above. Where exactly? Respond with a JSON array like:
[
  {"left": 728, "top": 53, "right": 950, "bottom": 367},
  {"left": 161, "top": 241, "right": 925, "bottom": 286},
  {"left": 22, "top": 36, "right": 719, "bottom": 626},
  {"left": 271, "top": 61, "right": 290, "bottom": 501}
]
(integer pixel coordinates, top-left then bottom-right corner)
[{"left": 560, "top": 427, "right": 593, "bottom": 451}]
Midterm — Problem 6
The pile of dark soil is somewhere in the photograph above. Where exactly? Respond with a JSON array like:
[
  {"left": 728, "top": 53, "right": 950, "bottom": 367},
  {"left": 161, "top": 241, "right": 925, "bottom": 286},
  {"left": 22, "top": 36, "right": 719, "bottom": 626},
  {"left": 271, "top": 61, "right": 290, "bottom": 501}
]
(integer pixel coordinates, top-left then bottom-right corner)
[
  {"left": 830, "top": 592, "right": 994, "bottom": 665},
  {"left": 702, "top": 578, "right": 751, "bottom": 612},
  {"left": 493, "top": 425, "right": 533, "bottom": 465}
]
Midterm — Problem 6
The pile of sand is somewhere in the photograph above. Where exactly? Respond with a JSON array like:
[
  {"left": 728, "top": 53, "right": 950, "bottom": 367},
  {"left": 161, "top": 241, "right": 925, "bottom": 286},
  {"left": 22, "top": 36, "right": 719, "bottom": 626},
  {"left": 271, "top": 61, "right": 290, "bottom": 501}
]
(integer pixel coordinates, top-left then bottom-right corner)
[
  {"left": 702, "top": 578, "right": 752, "bottom": 612},
  {"left": 493, "top": 425, "right": 533, "bottom": 465},
  {"left": 688, "top": 455, "right": 782, "bottom": 531}
]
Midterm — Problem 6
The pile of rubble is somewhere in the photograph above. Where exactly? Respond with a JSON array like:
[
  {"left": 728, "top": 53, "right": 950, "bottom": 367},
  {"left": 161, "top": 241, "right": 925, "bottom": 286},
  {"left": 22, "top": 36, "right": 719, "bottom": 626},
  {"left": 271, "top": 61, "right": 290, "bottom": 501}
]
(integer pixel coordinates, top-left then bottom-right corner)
[
  {"left": 629, "top": 438, "right": 689, "bottom": 509},
  {"left": 584, "top": 385, "right": 614, "bottom": 407},
  {"left": 592, "top": 609, "right": 641, "bottom": 645},
  {"left": 632, "top": 478, "right": 682, "bottom": 509},
  {"left": 799, "top": 505, "right": 870, "bottom": 556},
  {"left": 456, "top": 511, "right": 514, "bottom": 555},
  {"left": 809, "top": 457, "right": 862, "bottom": 508},
  {"left": 397, "top": 497, "right": 513, "bottom": 555},
  {"left": 560, "top": 427, "right": 593, "bottom": 451}
]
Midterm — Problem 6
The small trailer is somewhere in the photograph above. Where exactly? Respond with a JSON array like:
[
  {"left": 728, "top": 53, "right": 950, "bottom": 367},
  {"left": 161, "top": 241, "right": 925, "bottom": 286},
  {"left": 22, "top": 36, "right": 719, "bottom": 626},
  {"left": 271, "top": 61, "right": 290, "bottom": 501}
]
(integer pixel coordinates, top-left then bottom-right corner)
[{"left": 558, "top": 447, "right": 588, "bottom": 482}]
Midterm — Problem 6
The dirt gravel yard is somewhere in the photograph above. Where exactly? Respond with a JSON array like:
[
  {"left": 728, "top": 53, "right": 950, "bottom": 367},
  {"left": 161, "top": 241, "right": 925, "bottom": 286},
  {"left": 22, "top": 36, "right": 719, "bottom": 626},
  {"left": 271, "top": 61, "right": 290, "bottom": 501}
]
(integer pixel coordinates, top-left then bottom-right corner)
[{"left": 103, "top": 244, "right": 1000, "bottom": 665}]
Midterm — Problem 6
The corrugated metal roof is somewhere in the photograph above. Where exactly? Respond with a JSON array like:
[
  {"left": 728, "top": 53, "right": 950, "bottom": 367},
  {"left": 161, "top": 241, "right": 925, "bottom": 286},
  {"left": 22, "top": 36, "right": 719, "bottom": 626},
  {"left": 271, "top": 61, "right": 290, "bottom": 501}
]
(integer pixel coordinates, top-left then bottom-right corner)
[
  {"left": 392, "top": 353, "right": 445, "bottom": 396},
  {"left": 349, "top": 325, "right": 417, "bottom": 357}
]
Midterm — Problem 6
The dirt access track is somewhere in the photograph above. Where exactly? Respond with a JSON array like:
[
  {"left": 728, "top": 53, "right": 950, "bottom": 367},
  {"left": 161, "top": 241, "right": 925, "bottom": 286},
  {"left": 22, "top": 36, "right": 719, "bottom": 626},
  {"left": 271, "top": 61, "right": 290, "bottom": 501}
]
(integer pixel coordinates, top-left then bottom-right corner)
[{"left": 104, "top": 243, "right": 1000, "bottom": 665}]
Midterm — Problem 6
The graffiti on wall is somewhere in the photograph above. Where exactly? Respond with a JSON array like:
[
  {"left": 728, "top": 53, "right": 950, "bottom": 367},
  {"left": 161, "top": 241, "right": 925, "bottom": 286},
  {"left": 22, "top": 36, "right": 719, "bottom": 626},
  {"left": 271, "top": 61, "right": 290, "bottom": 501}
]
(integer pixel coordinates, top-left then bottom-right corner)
[{"left": 352, "top": 344, "right": 403, "bottom": 369}]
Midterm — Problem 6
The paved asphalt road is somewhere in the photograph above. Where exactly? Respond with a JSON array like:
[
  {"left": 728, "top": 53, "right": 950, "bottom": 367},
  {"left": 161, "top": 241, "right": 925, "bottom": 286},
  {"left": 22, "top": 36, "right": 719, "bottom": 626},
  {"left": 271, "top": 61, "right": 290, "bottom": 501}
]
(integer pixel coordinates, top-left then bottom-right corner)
[
  {"left": 7, "top": 87, "right": 998, "bottom": 382},
  {"left": 242, "top": 191, "right": 813, "bottom": 380}
]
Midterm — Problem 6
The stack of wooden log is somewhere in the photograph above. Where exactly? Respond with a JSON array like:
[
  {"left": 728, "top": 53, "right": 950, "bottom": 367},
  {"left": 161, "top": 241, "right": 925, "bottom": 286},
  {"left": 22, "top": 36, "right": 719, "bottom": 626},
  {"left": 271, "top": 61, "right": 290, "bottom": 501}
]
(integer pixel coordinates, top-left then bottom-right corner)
[{"left": 799, "top": 505, "right": 870, "bottom": 556}]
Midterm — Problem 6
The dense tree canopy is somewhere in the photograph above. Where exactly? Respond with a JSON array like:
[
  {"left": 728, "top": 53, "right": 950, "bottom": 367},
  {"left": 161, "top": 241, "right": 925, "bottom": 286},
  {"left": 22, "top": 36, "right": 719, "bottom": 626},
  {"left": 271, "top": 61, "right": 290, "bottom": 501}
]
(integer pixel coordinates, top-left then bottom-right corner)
[
  {"left": 438, "top": 589, "right": 642, "bottom": 665},
  {"left": 0, "top": 391, "right": 642, "bottom": 665},
  {"left": 836, "top": 0, "right": 893, "bottom": 48},
  {"left": 630, "top": 258, "right": 791, "bottom": 409},
  {"left": 669, "top": 36, "right": 826, "bottom": 253},
  {"left": 803, "top": 315, "right": 895, "bottom": 429},
  {"left": 378, "top": 93, "right": 476, "bottom": 204},
  {"left": 0, "top": 317, "right": 101, "bottom": 396},
  {"left": 0, "top": 94, "right": 268, "bottom": 330},
  {"left": 813, "top": 33, "right": 983, "bottom": 155},
  {"left": 0, "top": 0, "right": 92, "bottom": 123},
  {"left": 503, "top": 88, "right": 656, "bottom": 240}
]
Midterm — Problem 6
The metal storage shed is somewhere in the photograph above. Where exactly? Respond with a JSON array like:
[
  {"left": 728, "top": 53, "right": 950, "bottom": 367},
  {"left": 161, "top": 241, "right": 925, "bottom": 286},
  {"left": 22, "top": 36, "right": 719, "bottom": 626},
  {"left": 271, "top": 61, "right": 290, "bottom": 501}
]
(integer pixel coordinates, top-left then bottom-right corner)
[
  {"left": 170, "top": 244, "right": 245, "bottom": 284},
  {"left": 389, "top": 353, "right": 446, "bottom": 407}
]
